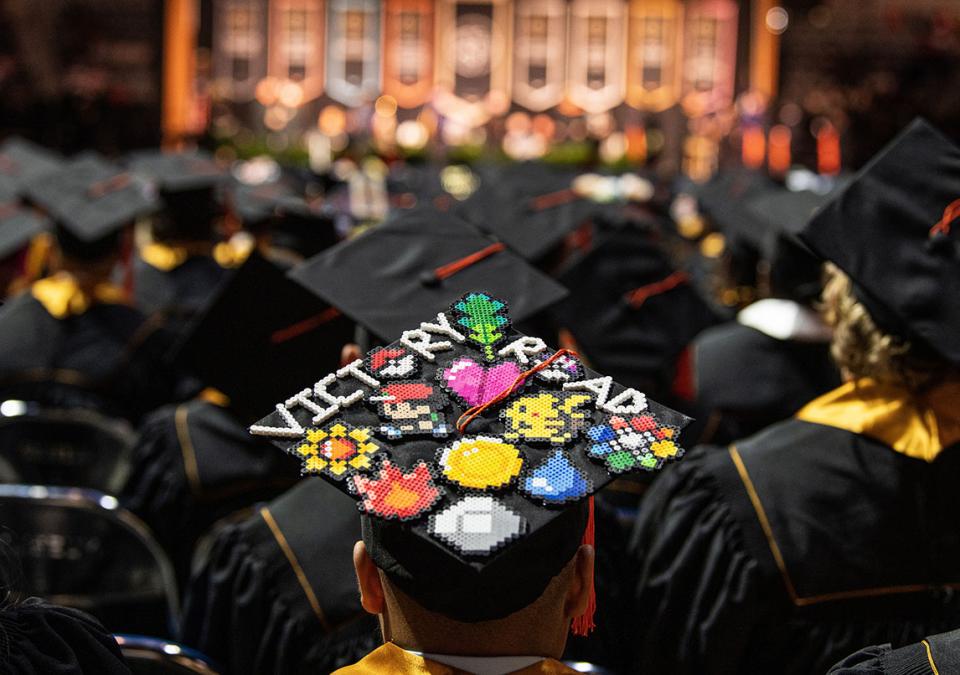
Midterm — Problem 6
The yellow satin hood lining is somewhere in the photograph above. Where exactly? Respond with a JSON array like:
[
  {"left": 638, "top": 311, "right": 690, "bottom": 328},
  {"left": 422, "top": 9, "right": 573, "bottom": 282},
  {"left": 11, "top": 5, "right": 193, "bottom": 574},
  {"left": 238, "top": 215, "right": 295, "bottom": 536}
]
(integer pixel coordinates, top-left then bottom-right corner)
[
  {"left": 796, "top": 378, "right": 960, "bottom": 462},
  {"left": 31, "top": 273, "right": 128, "bottom": 319},
  {"left": 332, "top": 643, "right": 577, "bottom": 675}
]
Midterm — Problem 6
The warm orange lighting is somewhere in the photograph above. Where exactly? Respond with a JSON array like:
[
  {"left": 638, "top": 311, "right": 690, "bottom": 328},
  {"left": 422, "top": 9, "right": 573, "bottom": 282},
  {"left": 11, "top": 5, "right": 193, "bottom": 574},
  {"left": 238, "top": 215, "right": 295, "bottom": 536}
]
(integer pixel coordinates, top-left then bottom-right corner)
[
  {"left": 277, "top": 80, "right": 304, "bottom": 108},
  {"left": 531, "top": 114, "right": 556, "bottom": 140},
  {"left": 817, "top": 121, "right": 841, "bottom": 175},
  {"left": 318, "top": 105, "right": 347, "bottom": 136},
  {"left": 162, "top": 0, "right": 197, "bottom": 147},
  {"left": 626, "top": 126, "right": 648, "bottom": 163},
  {"left": 741, "top": 125, "right": 766, "bottom": 168},
  {"left": 375, "top": 95, "right": 399, "bottom": 118},
  {"left": 768, "top": 124, "right": 792, "bottom": 175},
  {"left": 505, "top": 112, "right": 531, "bottom": 134},
  {"left": 749, "top": 0, "right": 780, "bottom": 100}
]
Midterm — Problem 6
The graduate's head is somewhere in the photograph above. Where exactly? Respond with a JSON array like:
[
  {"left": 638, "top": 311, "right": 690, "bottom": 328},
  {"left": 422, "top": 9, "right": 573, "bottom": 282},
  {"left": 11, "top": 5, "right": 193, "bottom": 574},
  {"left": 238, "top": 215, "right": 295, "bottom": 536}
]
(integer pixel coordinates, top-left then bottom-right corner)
[
  {"left": 248, "top": 291, "right": 692, "bottom": 655},
  {"left": 800, "top": 118, "right": 960, "bottom": 388}
]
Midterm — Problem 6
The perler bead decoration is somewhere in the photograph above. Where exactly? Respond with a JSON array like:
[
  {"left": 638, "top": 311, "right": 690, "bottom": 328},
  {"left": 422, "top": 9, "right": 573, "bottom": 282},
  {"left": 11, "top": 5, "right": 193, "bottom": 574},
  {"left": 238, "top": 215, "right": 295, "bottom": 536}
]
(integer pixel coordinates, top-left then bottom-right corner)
[
  {"left": 437, "top": 436, "right": 524, "bottom": 491},
  {"left": 292, "top": 422, "right": 385, "bottom": 480},
  {"left": 452, "top": 292, "right": 511, "bottom": 361},
  {"left": 429, "top": 495, "right": 526, "bottom": 556},
  {"left": 351, "top": 460, "right": 443, "bottom": 521},
  {"left": 585, "top": 414, "right": 683, "bottom": 474},
  {"left": 501, "top": 392, "right": 594, "bottom": 445},
  {"left": 368, "top": 381, "right": 452, "bottom": 439},
  {"left": 364, "top": 345, "right": 420, "bottom": 380},
  {"left": 520, "top": 450, "right": 593, "bottom": 506},
  {"left": 531, "top": 352, "right": 584, "bottom": 385},
  {"left": 439, "top": 356, "right": 525, "bottom": 408}
]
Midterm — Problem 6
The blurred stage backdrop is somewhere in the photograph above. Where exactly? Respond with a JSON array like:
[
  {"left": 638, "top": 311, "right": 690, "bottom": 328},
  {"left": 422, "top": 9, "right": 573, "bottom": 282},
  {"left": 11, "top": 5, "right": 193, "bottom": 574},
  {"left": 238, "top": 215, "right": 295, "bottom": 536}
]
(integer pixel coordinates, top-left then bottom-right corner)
[{"left": 2, "top": 0, "right": 959, "bottom": 178}]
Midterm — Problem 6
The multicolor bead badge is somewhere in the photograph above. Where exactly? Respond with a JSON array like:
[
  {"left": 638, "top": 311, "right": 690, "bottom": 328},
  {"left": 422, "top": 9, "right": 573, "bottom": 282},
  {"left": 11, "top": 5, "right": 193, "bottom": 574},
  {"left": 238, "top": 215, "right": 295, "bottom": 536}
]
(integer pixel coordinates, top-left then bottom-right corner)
[
  {"left": 365, "top": 345, "right": 420, "bottom": 379},
  {"left": 500, "top": 392, "right": 593, "bottom": 445},
  {"left": 351, "top": 460, "right": 443, "bottom": 520},
  {"left": 429, "top": 495, "right": 526, "bottom": 556},
  {"left": 453, "top": 292, "right": 510, "bottom": 361},
  {"left": 368, "top": 381, "right": 453, "bottom": 439},
  {"left": 521, "top": 451, "right": 593, "bottom": 506},
  {"left": 440, "top": 356, "right": 525, "bottom": 407},
  {"left": 293, "top": 422, "right": 384, "bottom": 480},
  {"left": 437, "top": 436, "right": 524, "bottom": 491},
  {"left": 585, "top": 414, "right": 682, "bottom": 474},
  {"left": 531, "top": 352, "right": 584, "bottom": 385}
]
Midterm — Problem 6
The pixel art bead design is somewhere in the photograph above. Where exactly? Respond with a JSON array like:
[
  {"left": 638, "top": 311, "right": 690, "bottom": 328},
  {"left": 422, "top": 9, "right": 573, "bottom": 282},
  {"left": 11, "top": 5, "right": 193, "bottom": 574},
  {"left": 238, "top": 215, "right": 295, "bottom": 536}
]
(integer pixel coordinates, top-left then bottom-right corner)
[
  {"left": 585, "top": 414, "right": 683, "bottom": 474},
  {"left": 292, "top": 422, "right": 385, "bottom": 480},
  {"left": 351, "top": 460, "right": 443, "bottom": 521},
  {"left": 520, "top": 450, "right": 593, "bottom": 506},
  {"left": 452, "top": 292, "right": 511, "bottom": 361},
  {"left": 531, "top": 352, "right": 584, "bottom": 385},
  {"left": 439, "top": 356, "right": 525, "bottom": 408},
  {"left": 500, "top": 392, "right": 594, "bottom": 445},
  {"left": 364, "top": 345, "right": 420, "bottom": 380},
  {"left": 429, "top": 495, "right": 526, "bottom": 556},
  {"left": 437, "top": 436, "right": 524, "bottom": 491},
  {"left": 368, "top": 381, "right": 453, "bottom": 439}
]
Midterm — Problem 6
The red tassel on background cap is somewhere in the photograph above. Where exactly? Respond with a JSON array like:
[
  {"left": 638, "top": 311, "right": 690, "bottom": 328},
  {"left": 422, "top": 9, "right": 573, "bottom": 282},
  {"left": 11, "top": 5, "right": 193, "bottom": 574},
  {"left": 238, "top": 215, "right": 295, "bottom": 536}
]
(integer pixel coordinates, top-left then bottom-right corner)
[{"left": 571, "top": 495, "right": 596, "bottom": 637}]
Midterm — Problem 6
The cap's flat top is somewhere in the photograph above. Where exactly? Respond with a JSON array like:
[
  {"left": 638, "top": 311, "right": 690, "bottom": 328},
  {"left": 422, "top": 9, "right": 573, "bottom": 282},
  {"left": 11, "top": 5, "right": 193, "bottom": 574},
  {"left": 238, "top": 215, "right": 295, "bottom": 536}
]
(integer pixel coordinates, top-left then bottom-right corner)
[
  {"left": 288, "top": 207, "right": 568, "bottom": 342},
  {"left": 128, "top": 149, "right": 227, "bottom": 193},
  {"left": 0, "top": 138, "right": 63, "bottom": 188},
  {"left": 0, "top": 208, "right": 49, "bottom": 258},
  {"left": 26, "top": 156, "right": 158, "bottom": 242}
]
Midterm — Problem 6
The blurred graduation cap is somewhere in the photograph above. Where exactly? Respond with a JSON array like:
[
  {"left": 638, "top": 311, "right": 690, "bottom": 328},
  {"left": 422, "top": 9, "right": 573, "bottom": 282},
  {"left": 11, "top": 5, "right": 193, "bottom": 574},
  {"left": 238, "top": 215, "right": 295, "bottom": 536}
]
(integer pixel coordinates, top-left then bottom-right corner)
[
  {"left": 176, "top": 251, "right": 354, "bottom": 424},
  {"left": 552, "top": 227, "right": 719, "bottom": 396},
  {"left": 128, "top": 150, "right": 227, "bottom": 239},
  {"left": 0, "top": 204, "right": 50, "bottom": 260},
  {"left": 0, "top": 137, "right": 63, "bottom": 196},
  {"left": 800, "top": 118, "right": 960, "bottom": 365},
  {"left": 453, "top": 163, "right": 608, "bottom": 261},
  {"left": 24, "top": 155, "right": 158, "bottom": 259},
  {"left": 288, "top": 206, "right": 568, "bottom": 343},
  {"left": 230, "top": 182, "right": 338, "bottom": 260},
  {"left": 249, "top": 289, "right": 692, "bottom": 623}
]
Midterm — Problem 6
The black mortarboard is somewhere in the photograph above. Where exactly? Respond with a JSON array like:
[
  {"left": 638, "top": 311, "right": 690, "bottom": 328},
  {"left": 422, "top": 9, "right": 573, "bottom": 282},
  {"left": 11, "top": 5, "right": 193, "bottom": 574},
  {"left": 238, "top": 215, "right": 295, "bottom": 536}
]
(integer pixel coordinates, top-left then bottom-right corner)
[
  {"left": 0, "top": 205, "right": 50, "bottom": 259},
  {"left": 250, "top": 290, "right": 691, "bottom": 622},
  {"left": 24, "top": 155, "right": 158, "bottom": 259},
  {"left": 176, "top": 251, "right": 353, "bottom": 424},
  {"left": 453, "top": 163, "right": 608, "bottom": 261},
  {"left": 229, "top": 181, "right": 297, "bottom": 228},
  {"left": 128, "top": 150, "right": 227, "bottom": 239},
  {"left": 552, "top": 227, "right": 718, "bottom": 396},
  {"left": 800, "top": 118, "right": 960, "bottom": 365},
  {"left": 288, "top": 206, "right": 568, "bottom": 343},
  {"left": 0, "top": 137, "right": 63, "bottom": 197}
]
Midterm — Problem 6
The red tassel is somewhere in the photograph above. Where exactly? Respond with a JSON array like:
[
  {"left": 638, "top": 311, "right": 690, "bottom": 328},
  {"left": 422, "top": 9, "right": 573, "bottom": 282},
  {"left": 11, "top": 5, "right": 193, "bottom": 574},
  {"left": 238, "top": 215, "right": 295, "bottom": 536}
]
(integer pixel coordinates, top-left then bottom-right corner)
[{"left": 571, "top": 495, "right": 596, "bottom": 637}]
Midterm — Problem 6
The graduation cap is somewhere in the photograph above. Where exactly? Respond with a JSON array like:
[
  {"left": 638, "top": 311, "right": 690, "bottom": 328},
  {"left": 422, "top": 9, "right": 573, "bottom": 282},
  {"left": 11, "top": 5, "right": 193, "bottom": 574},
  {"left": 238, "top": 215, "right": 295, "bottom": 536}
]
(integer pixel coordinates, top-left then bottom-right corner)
[
  {"left": 249, "top": 289, "right": 692, "bottom": 623},
  {"left": 800, "top": 118, "right": 960, "bottom": 365},
  {"left": 24, "top": 155, "right": 158, "bottom": 259},
  {"left": 176, "top": 251, "right": 354, "bottom": 424},
  {"left": 0, "top": 137, "right": 63, "bottom": 196},
  {"left": 230, "top": 183, "right": 338, "bottom": 260},
  {"left": 128, "top": 150, "right": 227, "bottom": 239},
  {"left": 453, "top": 163, "right": 609, "bottom": 261},
  {"left": 0, "top": 204, "right": 50, "bottom": 260},
  {"left": 288, "top": 206, "right": 568, "bottom": 343}
]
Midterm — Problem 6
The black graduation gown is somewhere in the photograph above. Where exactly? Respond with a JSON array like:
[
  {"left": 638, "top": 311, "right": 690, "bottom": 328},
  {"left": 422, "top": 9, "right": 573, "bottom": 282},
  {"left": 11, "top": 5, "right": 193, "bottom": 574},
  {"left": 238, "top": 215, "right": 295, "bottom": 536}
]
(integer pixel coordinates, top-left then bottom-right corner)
[
  {"left": 0, "top": 292, "right": 177, "bottom": 422},
  {"left": 179, "top": 479, "right": 379, "bottom": 675},
  {"left": 828, "top": 627, "right": 960, "bottom": 674},
  {"left": 628, "top": 420, "right": 960, "bottom": 674},
  {"left": 120, "top": 398, "right": 302, "bottom": 583},
  {"left": 691, "top": 321, "right": 840, "bottom": 444},
  {"left": 133, "top": 255, "right": 228, "bottom": 333},
  {"left": 0, "top": 600, "right": 131, "bottom": 674}
]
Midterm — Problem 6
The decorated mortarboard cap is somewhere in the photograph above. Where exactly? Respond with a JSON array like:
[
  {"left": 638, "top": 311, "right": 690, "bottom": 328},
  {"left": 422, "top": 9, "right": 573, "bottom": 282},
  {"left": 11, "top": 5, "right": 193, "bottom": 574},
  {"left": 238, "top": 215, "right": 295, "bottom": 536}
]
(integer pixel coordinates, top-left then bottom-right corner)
[
  {"left": 0, "top": 205, "right": 50, "bottom": 260},
  {"left": 0, "top": 137, "right": 63, "bottom": 195},
  {"left": 24, "top": 155, "right": 157, "bottom": 259},
  {"left": 288, "top": 207, "right": 568, "bottom": 343},
  {"left": 176, "top": 251, "right": 353, "bottom": 424},
  {"left": 800, "top": 118, "right": 960, "bottom": 365},
  {"left": 249, "top": 290, "right": 692, "bottom": 622}
]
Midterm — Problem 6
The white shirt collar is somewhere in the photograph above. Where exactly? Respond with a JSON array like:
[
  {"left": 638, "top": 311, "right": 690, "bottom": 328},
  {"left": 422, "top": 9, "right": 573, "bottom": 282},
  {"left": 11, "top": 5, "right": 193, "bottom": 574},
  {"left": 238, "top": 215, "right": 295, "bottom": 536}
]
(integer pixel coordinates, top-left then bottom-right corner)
[
  {"left": 737, "top": 298, "right": 833, "bottom": 343},
  {"left": 405, "top": 649, "right": 546, "bottom": 674}
]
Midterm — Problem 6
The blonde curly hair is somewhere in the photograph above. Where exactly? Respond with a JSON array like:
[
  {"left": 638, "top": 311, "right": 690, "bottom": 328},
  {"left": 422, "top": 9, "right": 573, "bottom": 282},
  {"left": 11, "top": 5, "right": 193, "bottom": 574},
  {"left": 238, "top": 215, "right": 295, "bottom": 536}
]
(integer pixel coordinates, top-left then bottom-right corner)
[{"left": 820, "top": 262, "right": 944, "bottom": 390}]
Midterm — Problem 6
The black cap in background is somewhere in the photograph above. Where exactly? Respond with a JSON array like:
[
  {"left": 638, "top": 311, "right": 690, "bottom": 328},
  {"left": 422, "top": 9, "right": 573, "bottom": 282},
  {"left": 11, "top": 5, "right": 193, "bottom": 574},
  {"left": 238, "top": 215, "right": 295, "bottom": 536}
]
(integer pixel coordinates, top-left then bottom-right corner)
[
  {"left": 0, "top": 137, "right": 63, "bottom": 197},
  {"left": 288, "top": 206, "right": 568, "bottom": 343},
  {"left": 176, "top": 251, "right": 353, "bottom": 424},
  {"left": 24, "top": 155, "right": 158, "bottom": 259},
  {"left": 0, "top": 205, "right": 50, "bottom": 260},
  {"left": 800, "top": 118, "right": 960, "bottom": 365}
]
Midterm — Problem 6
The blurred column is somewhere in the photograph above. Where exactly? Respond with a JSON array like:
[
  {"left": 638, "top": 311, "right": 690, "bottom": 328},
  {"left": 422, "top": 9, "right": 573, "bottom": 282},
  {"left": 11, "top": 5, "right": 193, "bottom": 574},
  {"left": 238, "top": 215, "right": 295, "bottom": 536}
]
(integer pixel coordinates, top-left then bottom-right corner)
[
  {"left": 163, "top": 0, "right": 199, "bottom": 148},
  {"left": 750, "top": 0, "right": 781, "bottom": 99}
]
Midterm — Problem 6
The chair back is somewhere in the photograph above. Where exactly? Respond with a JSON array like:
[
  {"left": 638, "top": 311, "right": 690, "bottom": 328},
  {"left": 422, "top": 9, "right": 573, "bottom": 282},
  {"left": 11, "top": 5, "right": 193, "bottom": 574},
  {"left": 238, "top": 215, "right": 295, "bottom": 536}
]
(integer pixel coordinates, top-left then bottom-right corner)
[
  {"left": 115, "top": 634, "right": 221, "bottom": 674},
  {"left": 0, "top": 485, "right": 178, "bottom": 636},
  {"left": 0, "top": 402, "right": 135, "bottom": 493}
]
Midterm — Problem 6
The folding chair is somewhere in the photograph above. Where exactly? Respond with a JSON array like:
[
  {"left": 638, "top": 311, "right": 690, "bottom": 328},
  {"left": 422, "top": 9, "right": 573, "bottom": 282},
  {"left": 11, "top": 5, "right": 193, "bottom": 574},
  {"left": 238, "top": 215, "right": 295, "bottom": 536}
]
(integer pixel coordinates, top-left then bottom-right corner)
[
  {"left": 0, "top": 485, "right": 178, "bottom": 637},
  {"left": 115, "top": 634, "right": 221, "bottom": 674},
  {"left": 0, "top": 401, "right": 135, "bottom": 493}
]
